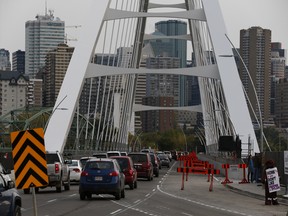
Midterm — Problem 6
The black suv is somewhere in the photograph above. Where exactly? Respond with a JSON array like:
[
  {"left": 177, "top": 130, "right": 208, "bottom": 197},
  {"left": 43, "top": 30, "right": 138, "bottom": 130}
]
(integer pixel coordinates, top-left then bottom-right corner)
[{"left": 0, "top": 172, "right": 21, "bottom": 215}]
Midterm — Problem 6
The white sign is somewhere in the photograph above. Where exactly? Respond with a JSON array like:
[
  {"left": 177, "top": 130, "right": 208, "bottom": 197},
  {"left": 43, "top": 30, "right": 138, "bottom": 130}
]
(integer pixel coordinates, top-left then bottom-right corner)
[
  {"left": 266, "top": 167, "right": 280, "bottom": 193},
  {"left": 284, "top": 151, "right": 288, "bottom": 175}
]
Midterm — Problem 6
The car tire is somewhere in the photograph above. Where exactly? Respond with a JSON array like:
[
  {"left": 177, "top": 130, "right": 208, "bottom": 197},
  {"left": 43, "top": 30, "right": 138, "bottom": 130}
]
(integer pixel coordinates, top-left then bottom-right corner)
[
  {"left": 121, "top": 188, "right": 125, "bottom": 198},
  {"left": 87, "top": 193, "right": 92, "bottom": 199},
  {"left": 134, "top": 181, "right": 137, "bottom": 189},
  {"left": 115, "top": 190, "right": 121, "bottom": 200},
  {"left": 156, "top": 171, "right": 159, "bottom": 177},
  {"left": 129, "top": 182, "right": 134, "bottom": 190},
  {"left": 64, "top": 177, "right": 70, "bottom": 191},
  {"left": 14, "top": 205, "right": 21, "bottom": 216},
  {"left": 23, "top": 188, "right": 30, "bottom": 194},
  {"left": 56, "top": 180, "right": 62, "bottom": 193},
  {"left": 80, "top": 192, "right": 86, "bottom": 200}
]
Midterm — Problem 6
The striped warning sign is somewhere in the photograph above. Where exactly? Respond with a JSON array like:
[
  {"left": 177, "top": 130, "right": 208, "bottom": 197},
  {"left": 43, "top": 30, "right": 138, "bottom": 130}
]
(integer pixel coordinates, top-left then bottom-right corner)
[{"left": 10, "top": 128, "right": 48, "bottom": 189}]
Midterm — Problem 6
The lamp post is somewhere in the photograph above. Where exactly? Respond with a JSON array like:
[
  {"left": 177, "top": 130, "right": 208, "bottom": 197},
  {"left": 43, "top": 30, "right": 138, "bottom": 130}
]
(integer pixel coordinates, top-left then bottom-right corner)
[{"left": 179, "top": 125, "right": 187, "bottom": 152}]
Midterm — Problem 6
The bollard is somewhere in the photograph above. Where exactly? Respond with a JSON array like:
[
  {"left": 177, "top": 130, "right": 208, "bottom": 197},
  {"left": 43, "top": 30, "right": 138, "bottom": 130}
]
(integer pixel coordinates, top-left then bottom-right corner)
[
  {"left": 221, "top": 164, "right": 233, "bottom": 184},
  {"left": 238, "top": 164, "right": 249, "bottom": 184}
]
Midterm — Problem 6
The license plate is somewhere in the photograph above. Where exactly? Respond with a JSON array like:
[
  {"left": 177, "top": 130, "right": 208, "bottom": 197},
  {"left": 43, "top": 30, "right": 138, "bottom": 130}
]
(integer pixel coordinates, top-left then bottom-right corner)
[{"left": 95, "top": 176, "right": 103, "bottom": 181}]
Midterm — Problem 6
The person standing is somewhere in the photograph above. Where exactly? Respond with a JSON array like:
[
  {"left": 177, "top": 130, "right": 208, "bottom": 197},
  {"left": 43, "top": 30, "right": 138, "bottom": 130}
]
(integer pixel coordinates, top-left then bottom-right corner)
[
  {"left": 261, "top": 160, "right": 280, "bottom": 205},
  {"left": 247, "top": 155, "right": 254, "bottom": 183}
]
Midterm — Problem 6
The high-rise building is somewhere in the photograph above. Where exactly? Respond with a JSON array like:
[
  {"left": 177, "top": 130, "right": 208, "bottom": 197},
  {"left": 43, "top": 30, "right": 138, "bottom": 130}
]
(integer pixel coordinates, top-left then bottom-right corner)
[
  {"left": 25, "top": 11, "right": 65, "bottom": 78},
  {"left": 0, "top": 70, "right": 29, "bottom": 115},
  {"left": 275, "top": 78, "right": 288, "bottom": 128},
  {"left": 154, "top": 20, "right": 187, "bottom": 107},
  {"left": 12, "top": 50, "right": 25, "bottom": 74},
  {"left": 0, "top": 49, "right": 11, "bottom": 71},
  {"left": 27, "top": 79, "right": 43, "bottom": 107},
  {"left": 239, "top": 26, "right": 271, "bottom": 122},
  {"left": 270, "top": 42, "right": 286, "bottom": 117},
  {"left": 43, "top": 43, "right": 74, "bottom": 107}
]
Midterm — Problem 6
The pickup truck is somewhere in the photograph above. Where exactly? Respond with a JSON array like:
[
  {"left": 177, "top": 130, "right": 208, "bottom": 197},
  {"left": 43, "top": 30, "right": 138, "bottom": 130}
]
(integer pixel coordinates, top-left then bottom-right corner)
[{"left": 23, "top": 151, "right": 70, "bottom": 194}]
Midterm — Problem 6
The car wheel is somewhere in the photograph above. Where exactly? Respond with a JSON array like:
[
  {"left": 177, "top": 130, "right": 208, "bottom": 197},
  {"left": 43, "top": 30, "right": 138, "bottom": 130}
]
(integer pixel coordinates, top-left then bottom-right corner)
[
  {"left": 134, "top": 181, "right": 137, "bottom": 189},
  {"left": 87, "top": 193, "right": 92, "bottom": 199},
  {"left": 129, "top": 182, "right": 134, "bottom": 190},
  {"left": 23, "top": 188, "right": 30, "bottom": 194},
  {"left": 115, "top": 190, "right": 121, "bottom": 200},
  {"left": 80, "top": 192, "right": 86, "bottom": 200},
  {"left": 121, "top": 188, "right": 125, "bottom": 198},
  {"left": 14, "top": 205, "right": 21, "bottom": 216},
  {"left": 56, "top": 180, "right": 62, "bottom": 193},
  {"left": 156, "top": 171, "right": 159, "bottom": 177},
  {"left": 35, "top": 187, "right": 39, "bottom": 193},
  {"left": 64, "top": 177, "right": 70, "bottom": 191}
]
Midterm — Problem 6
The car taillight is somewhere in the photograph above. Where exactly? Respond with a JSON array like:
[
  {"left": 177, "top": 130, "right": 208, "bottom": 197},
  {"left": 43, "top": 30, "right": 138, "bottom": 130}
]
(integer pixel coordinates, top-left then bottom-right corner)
[
  {"left": 73, "top": 168, "right": 81, "bottom": 173},
  {"left": 127, "top": 169, "right": 133, "bottom": 176},
  {"left": 109, "top": 171, "right": 119, "bottom": 176},
  {"left": 142, "top": 162, "right": 150, "bottom": 169},
  {"left": 81, "top": 171, "right": 89, "bottom": 176},
  {"left": 55, "top": 164, "right": 60, "bottom": 173}
]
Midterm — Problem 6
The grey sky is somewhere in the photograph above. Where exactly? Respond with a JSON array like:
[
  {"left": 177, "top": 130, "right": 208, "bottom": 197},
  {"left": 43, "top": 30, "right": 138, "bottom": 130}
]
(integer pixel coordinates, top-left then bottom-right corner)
[{"left": 1, "top": 0, "right": 287, "bottom": 56}]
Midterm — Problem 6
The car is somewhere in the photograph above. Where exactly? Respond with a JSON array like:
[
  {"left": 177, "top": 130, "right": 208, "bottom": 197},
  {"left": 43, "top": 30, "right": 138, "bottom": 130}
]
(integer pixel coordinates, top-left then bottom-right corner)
[
  {"left": 107, "top": 151, "right": 121, "bottom": 158},
  {"left": 0, "top": 173, "right": 21, "bottom": 216},
  {"left": 128, "top": 152, "right": 153, "bottom": 181},
  {"left": 79, "top": 156, "right": 96, "bottom": 168},
  {"left": 158, "top": 154, "right": 170, "bottom": 168},
  {"left": 149, "top": 153, "right": 160, "bottom": 177},
  {"left": 79, "top": 158, "right": 125, "bottom": 200},
  {"left": 93, "top": 152, "right": 108, "bottom": 158},
  {"left": 120, "top": 152, "right": 128, "bottom": 156},
  {"left": 110, "top": 156, "right": 137, "bottom": 189},
  {"left": 164, "top": 151, "right": 172, "bottom": 161},
  {"left": 68, "top": 159, "right": 82, "bottom": 182}
]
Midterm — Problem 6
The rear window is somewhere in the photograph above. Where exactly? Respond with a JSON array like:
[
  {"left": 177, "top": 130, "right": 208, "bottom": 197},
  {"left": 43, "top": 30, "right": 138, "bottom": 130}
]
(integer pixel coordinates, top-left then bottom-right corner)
[
  {"left": 115, "top": 158, "right": 129, "bottom": 169},
  {"left": 86, "top": 161, "right": 114, "bottom": 170},
  {"left": 129, "top": 154, "right": 147, "bottom": 163},
  {"left": 68, "top": 160, "right": 79, "bottom": 167},
  {"left": 107, "top": 153, "right": 120, "bottom": 157},
  {"left": 46, "top": 154, "right": 60, "bottom": 164}
]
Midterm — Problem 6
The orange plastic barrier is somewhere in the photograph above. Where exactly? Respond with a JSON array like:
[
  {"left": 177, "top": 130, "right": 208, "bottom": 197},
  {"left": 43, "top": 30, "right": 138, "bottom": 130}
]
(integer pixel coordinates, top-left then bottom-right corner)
[
  {"left": 238, "top": 163, "right": 249, "bottom": 184},
  {"left": 221, "top": 164, "right": 233, "bottom": 184}
]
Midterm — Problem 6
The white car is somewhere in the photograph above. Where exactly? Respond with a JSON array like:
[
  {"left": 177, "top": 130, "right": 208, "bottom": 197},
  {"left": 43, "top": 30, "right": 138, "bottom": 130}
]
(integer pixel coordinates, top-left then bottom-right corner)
[{"left": 68, "top": 160, "right": 82, "bottom": 182}]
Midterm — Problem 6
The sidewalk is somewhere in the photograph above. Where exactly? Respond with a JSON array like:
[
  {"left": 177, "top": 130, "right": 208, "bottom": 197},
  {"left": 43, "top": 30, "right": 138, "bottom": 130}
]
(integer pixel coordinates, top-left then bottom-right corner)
[{"left": 215, "top": 176, "right": 288, "bottom": 206}]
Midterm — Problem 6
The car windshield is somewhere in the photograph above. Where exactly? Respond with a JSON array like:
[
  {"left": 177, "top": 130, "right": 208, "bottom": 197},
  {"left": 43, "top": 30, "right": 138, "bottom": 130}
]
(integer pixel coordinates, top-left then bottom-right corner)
[
  {"left": 86, "top": 161, "right": 113, "bottom": 170},
  {"left": 129, "top": 154, "right": 147, "bottom": 163}
]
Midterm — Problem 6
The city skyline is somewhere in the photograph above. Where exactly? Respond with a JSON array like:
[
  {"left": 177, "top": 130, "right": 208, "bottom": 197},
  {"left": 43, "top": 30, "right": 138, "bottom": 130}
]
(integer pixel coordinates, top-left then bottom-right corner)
[{"left": 0, "top": 0, "right": 287, "bottom": 57}]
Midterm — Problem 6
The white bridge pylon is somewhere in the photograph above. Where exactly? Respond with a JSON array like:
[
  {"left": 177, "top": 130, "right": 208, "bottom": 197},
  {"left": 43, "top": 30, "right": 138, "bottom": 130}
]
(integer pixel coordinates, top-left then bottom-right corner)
[{"left": 45, "top": 0, "right": 259, "bottom": 155}]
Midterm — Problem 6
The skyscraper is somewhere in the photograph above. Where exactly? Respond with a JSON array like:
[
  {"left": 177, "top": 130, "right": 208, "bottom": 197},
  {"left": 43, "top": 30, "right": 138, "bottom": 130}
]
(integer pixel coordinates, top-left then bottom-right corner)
[
  {"left": 0, "top": 49, "right": 11, "bottom": 71},
  {"left": 12, "top": 50, "right": 25, "bottom": 74},
  {"left": 240, "top": 26, "right": 271, "bottom": 122},
  {"left": 25, "top": 11, "right": 65, "bottom": 78}
]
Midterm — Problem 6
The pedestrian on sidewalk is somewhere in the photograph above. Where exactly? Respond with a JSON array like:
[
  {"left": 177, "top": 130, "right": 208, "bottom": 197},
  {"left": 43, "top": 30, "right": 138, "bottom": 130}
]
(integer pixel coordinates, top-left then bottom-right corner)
[
  {"left": 247, "top": 154, "right": 254, "bottom": 183},
  {"left": 253, "top": 154, "right": 261, "bottom": 183},
  {"left": 261, "top": 160, "right": 280, "bottom": 205}
]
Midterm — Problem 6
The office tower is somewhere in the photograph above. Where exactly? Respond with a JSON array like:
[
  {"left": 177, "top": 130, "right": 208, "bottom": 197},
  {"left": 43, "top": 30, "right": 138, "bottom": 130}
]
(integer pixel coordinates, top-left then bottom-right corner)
[
  {"left": 0, "top": 71, "right": 29, "bottom": 115},
  {"left": 25, "top": 11, "right": 65, "bottom": 78},
  {"left": 27, "top": 79, "right": 43, "bottom": 107},
  {"left": 275, "top": 78, "right": 288, "bottom": 128},
  {"left": 43, "top": 43, "right": 74, "bottom": 107},
  {"left": 0, "top": 49, "right": 11, "bottom": 71},
  {"left": 141, "top": 96, "right": 175, "bottom": 133},
  {"left": 154, "top": 20, "right": 187, "bottom": 107},
  {"left": 239, "top": 26, "right": 271, "bottom": 122},
  {"left": 12, "top": 50, "right": 25, "bottom": 74},
  {"left": 270, "top": 42, "right": 286, "bottom": 117}
]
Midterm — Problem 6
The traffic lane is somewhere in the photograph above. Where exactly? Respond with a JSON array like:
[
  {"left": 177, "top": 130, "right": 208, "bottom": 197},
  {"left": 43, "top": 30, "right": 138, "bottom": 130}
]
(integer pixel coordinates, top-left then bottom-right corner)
[
  {"left": 156, "top": 165, "right": 288, "bottom": 216},
  {"left": 19, "top": 166, "right": 173, "bottom": 216}
]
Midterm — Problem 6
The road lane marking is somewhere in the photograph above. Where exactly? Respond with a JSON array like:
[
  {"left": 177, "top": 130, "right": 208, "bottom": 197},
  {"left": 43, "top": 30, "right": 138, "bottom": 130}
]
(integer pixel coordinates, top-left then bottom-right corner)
[
  {"left": 152, "top": 188, "right": 156, "bottom": 192},
  {"left": 134, "top": 199, "right": 141, "bottom": 204},
  {"left": 47, "top": 199, "right": 57, "bottom": 203},
  {"left": 69, "top": 193, "right": 77, "bottom": 197},
  {"left": 182, "top": 212, "right": 194, "bottom": 216},
  {"left": 110, "top": 209, "right": 122, "bottom": 214},
  {"left": 145, "top": 193, "right": 150, "bottom": 197}
]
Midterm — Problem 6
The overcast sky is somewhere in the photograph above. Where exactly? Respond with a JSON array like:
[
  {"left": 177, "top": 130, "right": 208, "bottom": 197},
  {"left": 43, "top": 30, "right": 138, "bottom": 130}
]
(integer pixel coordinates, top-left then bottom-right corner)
[{"left": 1, "top": 0, "right": 287, "bottom": 56}]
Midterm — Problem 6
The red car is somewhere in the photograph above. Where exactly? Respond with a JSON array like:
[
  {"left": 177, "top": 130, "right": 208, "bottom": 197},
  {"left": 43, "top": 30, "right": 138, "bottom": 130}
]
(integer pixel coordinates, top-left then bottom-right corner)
[
  {"left": 111, "top": 156, "right": 138, "bottom": 189},
  {"left": 128, "top": 152, "right": 153, "bottom": 181}
]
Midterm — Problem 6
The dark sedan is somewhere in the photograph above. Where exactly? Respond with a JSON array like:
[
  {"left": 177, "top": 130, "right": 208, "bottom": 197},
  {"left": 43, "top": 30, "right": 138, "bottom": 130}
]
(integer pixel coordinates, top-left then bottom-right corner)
[{"left": 0, "top": 173, "right": 21, "bottom": 216}]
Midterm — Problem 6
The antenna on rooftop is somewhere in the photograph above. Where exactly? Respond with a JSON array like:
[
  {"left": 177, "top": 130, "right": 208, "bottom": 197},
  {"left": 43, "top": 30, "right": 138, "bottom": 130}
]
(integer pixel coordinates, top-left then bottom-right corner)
[{"left": 45, "top": 0, "right": 47, "bottom": 16}]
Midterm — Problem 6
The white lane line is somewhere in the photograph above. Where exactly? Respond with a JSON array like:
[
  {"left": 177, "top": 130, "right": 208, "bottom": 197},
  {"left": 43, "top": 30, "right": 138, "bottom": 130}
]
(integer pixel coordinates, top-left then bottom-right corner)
[
  {"left": 47, "top": 199, "right": 57, "bottom": 203},
  {"left": 110, "top": 209, "right": 122, "bottom": 215},
  {"left": 152, "top": 188, "right": 156, "bottom": 192},
  {"left": 182, "top": 212, "right": 194, "bottom": 216},
  {"left": 134, "top": 199, "right": 141, "bottom": 204},
  {"left": 69, "top": 194, "right": 77, "bottom": 197},
  {"left": 145, "top": 193, "right": 150, "bottom": 197}
]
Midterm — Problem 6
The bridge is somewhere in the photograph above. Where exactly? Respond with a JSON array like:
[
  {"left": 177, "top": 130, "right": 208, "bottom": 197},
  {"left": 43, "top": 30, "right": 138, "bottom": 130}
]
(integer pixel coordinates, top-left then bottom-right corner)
[{"left": 43, "top": 0, "right": 260, "bottom": 155}]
